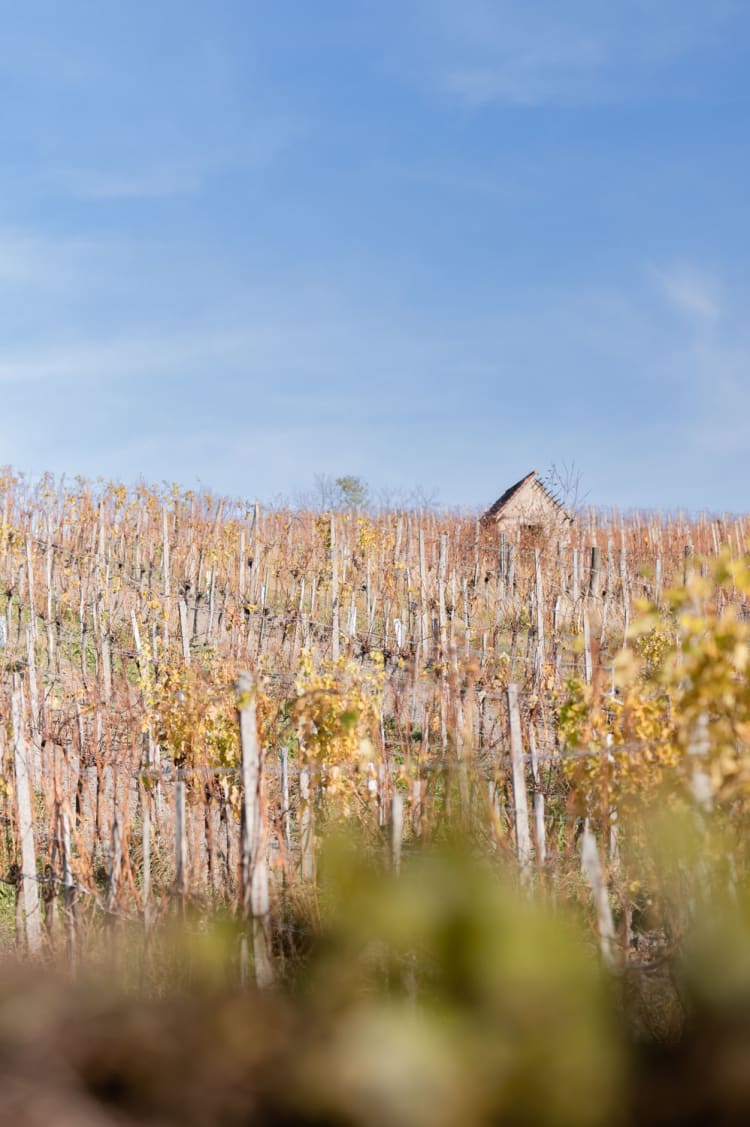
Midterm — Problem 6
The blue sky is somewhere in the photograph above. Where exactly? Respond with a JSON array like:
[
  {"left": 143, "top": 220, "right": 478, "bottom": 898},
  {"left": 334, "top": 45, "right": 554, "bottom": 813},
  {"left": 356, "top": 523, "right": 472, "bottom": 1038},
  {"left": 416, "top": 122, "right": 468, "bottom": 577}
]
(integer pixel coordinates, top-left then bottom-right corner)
[{"left": 1, "top": 0, "right": 749, "bottom": 510}]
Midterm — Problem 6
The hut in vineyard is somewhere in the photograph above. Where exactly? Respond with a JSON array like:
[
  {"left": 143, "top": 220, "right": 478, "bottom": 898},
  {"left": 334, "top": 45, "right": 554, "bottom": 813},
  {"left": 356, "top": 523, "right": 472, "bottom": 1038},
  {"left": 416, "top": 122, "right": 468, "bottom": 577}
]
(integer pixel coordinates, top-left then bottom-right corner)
[{"left": 482, "top": 470, "right": 571, "bottom": 535}]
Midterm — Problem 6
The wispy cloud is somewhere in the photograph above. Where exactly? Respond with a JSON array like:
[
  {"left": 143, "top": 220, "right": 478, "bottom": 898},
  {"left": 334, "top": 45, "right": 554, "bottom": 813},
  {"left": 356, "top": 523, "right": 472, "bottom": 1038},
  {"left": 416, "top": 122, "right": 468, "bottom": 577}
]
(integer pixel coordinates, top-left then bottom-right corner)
[
  {"left": 0, "top": 327, "right": 263, "bottom": 385},
  {"left": 653, "top": 264, "right": 722, "bottom": 322},
  {"left": 0, "top": 9, "right": 302, "bottom": 202},
  {"left": 413, "top": 0, "right": 744, "bottom": 106},
  {"left": 0, "top": 228, "right": 114, "bottom": 289},
  {"left": 54, "top": 166, "right": 208, "bottom": 202},
  {"left": 53, "top": 120, "right": 301, "bottom": 201},
  {"left": 0, "top": 264, "right": 748, "bottom": 508},
  {"left": 445, "top": 37, "right": 607, "bottom": 107}
]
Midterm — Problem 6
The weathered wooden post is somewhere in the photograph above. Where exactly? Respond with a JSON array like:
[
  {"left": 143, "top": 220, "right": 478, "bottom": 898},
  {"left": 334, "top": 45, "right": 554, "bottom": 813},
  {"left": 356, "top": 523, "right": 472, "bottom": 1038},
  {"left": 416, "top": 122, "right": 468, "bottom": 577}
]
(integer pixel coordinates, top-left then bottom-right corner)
[
  {"left": 581, "top": 825, "right": 618, "bottom": 969},
  {"left": 175, "top": 777, "right": 187, "bottom": 903},
  {"left": 25, "top": 535, "right": 37, "bottom": 643},
  {"left": 684, "top": 542, "right": 695, "bottom": 586},
  {"left": 60, "top": 806, "right": 77, "bottom": 971},
  {"left": 330, "top": 514, "right": 340, "bottom": 662},
  {"left": 411, "top": 776, "right": 423, "bottom": 838},
  {"left": 654, "top": 557, "right": 663, "bottom": 607},
  {"left": 280, "top": 747, "right": 291, "bottom": 854},
  {"left": 506, "top": 683, "right": 532, "bottom": 890},
  {"left": 237, "top": 672, "right": 274, "bottom": 988},
  {"left": 141, "top": 783, "right": 152, "bottom": 928},
  {"left": 25, "top": 627, "right": 41, "bottom": 769},
  {"left": 583, "top": 608, "right": 593, "bottom": 685},
  {"left": 438, "top": 533, "right": 448, "bottom": 749},
  {"left": 391, "top": 791, "right": 404, "bottom": 875},
  {"left": 45, "top": 538, "right": 55, "bottom": 673},
  {"left": 12, "top": 684, "right": 42, "bottom": 956},
  {"left": 588, "top": 545, "right": 602, "bottom": 599},
  {"left": 162, "top": 507, "right": 171, "bottom": 649},
  {"left": 107, "top": 807, "right": 122, "bottom": 913},
  {"left": 300, "top": 767, "right": 314, "bottom": 882},
  {"left": 528, "top": 725, "right": 547, "bottom": 869},
  {"left": 438, "top": 533, "right": 448, "bottom": 659},
  {"left": 418, "top": 528, "right": 430, "bottom": 660}
]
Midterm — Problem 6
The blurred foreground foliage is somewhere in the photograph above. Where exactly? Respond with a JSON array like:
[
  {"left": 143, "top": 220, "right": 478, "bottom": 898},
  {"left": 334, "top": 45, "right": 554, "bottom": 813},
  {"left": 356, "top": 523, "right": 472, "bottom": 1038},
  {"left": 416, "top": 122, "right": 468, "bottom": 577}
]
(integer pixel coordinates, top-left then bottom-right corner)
[
  {"left": 3, "top": 546, "right": 750, "bottom": 1123},
  {"left": 1, "top": 830, "right": 750, "bottom": 1125}
]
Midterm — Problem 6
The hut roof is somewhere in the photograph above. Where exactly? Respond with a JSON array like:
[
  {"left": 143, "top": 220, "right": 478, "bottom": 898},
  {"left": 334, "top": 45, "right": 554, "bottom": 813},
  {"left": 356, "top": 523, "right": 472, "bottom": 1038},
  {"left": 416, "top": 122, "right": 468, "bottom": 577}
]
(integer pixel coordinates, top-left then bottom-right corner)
[{"left": 483, "top": 470, "right": 570, "bottom": 523}]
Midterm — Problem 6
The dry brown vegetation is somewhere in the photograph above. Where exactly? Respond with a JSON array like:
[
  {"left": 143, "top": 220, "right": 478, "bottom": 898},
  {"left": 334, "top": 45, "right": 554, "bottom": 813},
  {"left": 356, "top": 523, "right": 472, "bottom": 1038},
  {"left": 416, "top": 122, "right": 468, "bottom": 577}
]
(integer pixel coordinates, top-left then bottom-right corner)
[
  {"left": 0, "top": 470, "right": 747, "bottom": 1121},
  {"left": 0, "top": 468, "right": 744, "bottom": 950}
]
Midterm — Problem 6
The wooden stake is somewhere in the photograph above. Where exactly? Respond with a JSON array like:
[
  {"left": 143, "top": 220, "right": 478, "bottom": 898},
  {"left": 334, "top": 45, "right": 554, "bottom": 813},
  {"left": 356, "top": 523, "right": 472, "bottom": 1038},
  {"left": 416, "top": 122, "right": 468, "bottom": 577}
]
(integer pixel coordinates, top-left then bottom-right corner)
[
  {"left": 162, "top": 507, "right": 170, "bottom": 649},
  {"left": 178, "top": 598, "right": 191, "bottom": 664},
  {"left": 583, "top": 609, "right": 593, "bottom": 685},
  {"left": 528, "top": 725, "right": 546, "bottom": 869},
  {"left": 330, "top": 514, "right": 340, "bottom": 661},
  {"left": 237, "top": 672, "right": 274, "bottom": 988},
  {"left": 588, "top": 545, "right": 602, "bottom": 599},
  {"left": 506, "top": 683, "right": 532, "bottom": 890},
  {"left": 391, "top": 792, "right": 404, "bottom": 875},
  {"left": 175, "top": 778, "right": 187, "bottom": 901},
  {"left": 300, "top": 767, "right": 314, "bottom": 882},
  {"left": 418, "top": 528, "right": 429, "bottom": 660},
  {"left": 280, "top": 747, "right": 291, "bottom": 853},
  {"left": 141, "top": 785, "right": 152, "bottom": 927},
  {"left": 12, "top": 686, "right": 42, "bottom": 955},
  {"left": 60, "top": 806, "right": 77, "bottom": 971},
  {"left": 581, "top": 825, "right": 618, "bottom": 969}
]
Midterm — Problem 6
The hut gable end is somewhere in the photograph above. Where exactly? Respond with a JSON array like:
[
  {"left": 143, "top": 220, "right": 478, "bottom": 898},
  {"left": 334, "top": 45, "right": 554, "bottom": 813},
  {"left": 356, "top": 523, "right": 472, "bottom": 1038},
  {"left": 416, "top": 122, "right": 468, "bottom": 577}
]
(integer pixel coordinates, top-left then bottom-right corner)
[{"left": 482, "top": 471, "right": 570, "bottom": 530}]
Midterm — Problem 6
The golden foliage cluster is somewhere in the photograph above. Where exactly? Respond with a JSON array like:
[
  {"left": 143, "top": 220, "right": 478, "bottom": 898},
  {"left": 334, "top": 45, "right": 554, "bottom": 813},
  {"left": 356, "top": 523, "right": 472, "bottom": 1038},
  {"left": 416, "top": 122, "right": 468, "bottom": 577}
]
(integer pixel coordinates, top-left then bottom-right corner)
[
  {"left": 138, "top": 637, "right": 386, "bottom": 814},
  {"left": 140, "top": 644, "right": 239, "bottom": 772},
  {"left": 292, "top": 649, "right": 385, "bottom": 790},
  {"left": 560, "top": 553, "right": 750, "bottom": 818}
]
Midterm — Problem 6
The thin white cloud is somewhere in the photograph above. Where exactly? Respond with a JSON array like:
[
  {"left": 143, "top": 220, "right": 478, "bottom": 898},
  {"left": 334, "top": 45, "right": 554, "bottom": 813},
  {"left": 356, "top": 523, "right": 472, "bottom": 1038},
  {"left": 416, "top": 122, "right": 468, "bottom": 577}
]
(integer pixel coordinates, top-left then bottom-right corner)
[
  {"left": 0, "top": 329, "right": 257, "bottom": 384},
  {"left": 412, "top": 0, "right": 743, "bottom": 106},
  {"left": 0, "top": 228, "right": 112, "bottom": 288},
  {"left": 0, "top": 244, "right": 746, "bottom": 509},
  {"left": 683, "top": 329, "right": 750, "bottom": 454},
  {"left": 53, "top": 120, "right": 301, "bottom": 201},
  {"left": 446, "top": 38, "right": 606, "bottom": 107},
  {"left": 653, "top": 264, "right": 722, "bottom": 322},
  {"left": 55, "top": 167, "right": 207, "bottom": 202}
]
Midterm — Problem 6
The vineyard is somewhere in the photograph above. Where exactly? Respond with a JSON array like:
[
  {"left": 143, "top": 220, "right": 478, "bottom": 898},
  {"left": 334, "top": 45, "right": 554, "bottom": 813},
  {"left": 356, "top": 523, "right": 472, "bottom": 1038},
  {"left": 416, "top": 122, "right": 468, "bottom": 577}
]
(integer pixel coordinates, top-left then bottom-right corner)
[{"left": 0, "top": 469, "right": 749, "bottom": 1122}]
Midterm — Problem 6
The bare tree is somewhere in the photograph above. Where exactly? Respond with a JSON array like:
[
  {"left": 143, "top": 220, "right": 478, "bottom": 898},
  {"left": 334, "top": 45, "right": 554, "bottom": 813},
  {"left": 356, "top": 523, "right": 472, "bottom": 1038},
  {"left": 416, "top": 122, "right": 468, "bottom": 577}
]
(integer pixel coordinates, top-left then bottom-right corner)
[
  {"left": 314, "top": 473, "right": 341, "bottom": 509},
  {"left": 374, "top": 483, "right": 440, "bottom": 512},
  {"left": 541, "top": 461, "right": 588, "bottom": 515}
]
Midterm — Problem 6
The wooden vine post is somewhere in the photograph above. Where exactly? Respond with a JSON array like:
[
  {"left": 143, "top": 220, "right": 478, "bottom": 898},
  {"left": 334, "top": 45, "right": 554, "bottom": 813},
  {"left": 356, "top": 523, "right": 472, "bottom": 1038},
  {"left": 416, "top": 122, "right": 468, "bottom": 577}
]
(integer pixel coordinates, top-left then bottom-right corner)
[
  {"left": 506, "top": 683, "right": 532, "bottom": 891},
  {"left": 59, "top": 805, "right": 77, "bottom": 969},
  {"left": 438, "top": 533, "right": 448, "bottom": 749},
  {"left": 299, "top": 767, "right": 315, "bottom": 881},
  {"left": 12, "top": 683, "right": 42, "bottom": 956},
  {"left": 528, "top": 725, "right": 546, "bottom": 869},
  {"left": 330, "top": 514, "right": 340, "bottom": 661},
  {"left": 588, "top": 545, "right": 602, "bottom": 598},
  {"left": 237, "top": 671, "right": 274, "bottom": 988},
  {"left": 581, "top": 825, "right": 618, "bottom": 970},
  {"left": 175, "top": 778, "right": 187, "bottom": 905},
  {"left": 391, "top": 792, "right": 404, "bottom": 875}
]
